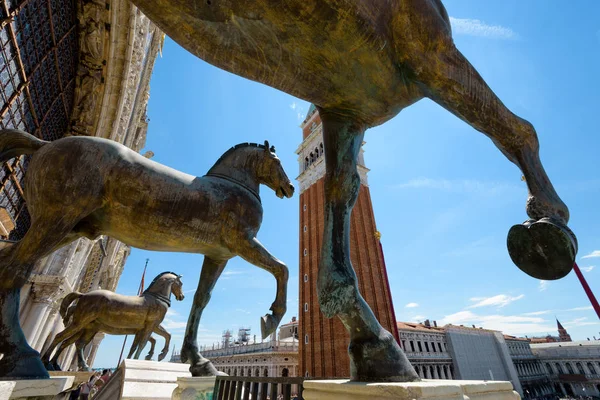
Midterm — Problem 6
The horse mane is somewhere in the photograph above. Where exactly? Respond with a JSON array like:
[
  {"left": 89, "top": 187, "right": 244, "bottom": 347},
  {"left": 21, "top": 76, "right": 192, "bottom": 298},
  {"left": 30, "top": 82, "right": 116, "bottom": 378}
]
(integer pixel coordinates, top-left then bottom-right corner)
[
  {"left": 143, "top": 271, "right": 179, "bottom": 292},
  {"left": 207, "top": 142, "right": 275, "bottom": 174}
]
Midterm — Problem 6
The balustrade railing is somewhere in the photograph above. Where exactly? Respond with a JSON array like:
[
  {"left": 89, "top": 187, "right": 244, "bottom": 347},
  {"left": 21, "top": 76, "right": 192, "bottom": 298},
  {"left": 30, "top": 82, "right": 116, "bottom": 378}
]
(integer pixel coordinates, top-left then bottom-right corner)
[{"left": 213, "top": 376, "right": 304, "bottom": 400}]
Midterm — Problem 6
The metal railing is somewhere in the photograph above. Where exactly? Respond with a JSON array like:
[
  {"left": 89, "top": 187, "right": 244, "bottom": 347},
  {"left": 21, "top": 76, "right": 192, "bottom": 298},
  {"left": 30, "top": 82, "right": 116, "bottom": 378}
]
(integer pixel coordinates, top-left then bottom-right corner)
[{"left": 213, "top": 376, "right": 304, "bottom": 400}]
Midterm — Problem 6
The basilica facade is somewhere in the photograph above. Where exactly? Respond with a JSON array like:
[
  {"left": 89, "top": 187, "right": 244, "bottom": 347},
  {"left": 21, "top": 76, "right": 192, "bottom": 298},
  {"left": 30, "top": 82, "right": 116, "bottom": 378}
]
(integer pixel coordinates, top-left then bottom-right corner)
[{"left": 0, "top": 0, "right": 163, "bottom": 370}]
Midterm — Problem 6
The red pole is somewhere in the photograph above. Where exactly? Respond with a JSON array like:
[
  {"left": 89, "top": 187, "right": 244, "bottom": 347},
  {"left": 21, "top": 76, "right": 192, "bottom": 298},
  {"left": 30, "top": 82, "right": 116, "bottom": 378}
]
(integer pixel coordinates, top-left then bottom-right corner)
[{"left": 573, "top": 262, "right": 600, "bottom": 321}]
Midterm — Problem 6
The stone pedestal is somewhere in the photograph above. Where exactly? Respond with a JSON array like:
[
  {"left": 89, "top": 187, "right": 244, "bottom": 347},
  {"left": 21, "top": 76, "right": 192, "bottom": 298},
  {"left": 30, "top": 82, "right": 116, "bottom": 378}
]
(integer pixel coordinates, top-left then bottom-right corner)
[
  {"left": 171, "top": 377, "right": 216, "bottom": 400},
  {"left": 1, "top": 376, "right": 73, "bottom": 400},
  {"left": 93, "top": 359, "right": 191, "bottom": 400},
  {"left": 302, "top": 379, "right": 520, "bottom": 400}
]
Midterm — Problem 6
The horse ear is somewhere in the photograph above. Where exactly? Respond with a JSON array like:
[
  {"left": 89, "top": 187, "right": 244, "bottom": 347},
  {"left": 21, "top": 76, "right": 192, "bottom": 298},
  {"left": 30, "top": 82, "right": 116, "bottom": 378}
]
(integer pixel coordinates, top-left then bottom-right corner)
[
  {"left": 264, "top": 140, "right": 269, "bottom": 151},
  {"left": 270, "top": 145, "right": 276, "bottom": 153}
]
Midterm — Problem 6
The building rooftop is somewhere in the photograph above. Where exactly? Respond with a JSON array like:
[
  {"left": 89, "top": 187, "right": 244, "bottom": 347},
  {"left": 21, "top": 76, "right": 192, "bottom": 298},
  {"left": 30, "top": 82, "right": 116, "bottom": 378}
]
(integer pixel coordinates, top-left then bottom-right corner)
[{"left": 530, "top": 340, "right": 600, "bottom": 349}]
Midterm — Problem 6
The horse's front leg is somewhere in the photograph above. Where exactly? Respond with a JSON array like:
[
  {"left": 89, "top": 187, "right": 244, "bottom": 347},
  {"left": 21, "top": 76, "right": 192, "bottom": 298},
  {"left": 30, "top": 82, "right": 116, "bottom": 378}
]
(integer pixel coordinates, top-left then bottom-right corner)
[
  {"left": 145, "top": 336, "right": 156, "bottom": 361},
  {"left": 406, "top": 37, "right": 575, "bottom": 281},
  {"left": 181, "top": 256, "right": 228, "bottom": 377},
  {"left": 318, "top": 109, "right": 419, "bottom": 383},
  {"left": 127, "top": 332, "right": 142, "bottom": 359},
  {"left": 236, "top": 238, "right": 288, "bottom": 339},
  {"left": 153, "top": 324, "right": 170, "bottom": 361}
]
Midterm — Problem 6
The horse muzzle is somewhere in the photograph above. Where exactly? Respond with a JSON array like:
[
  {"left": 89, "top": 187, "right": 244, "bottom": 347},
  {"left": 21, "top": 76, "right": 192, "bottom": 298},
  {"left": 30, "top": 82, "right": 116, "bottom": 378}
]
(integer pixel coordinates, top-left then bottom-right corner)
[{"left": 277, "top": 183, "right": 294, "bottom": 199}]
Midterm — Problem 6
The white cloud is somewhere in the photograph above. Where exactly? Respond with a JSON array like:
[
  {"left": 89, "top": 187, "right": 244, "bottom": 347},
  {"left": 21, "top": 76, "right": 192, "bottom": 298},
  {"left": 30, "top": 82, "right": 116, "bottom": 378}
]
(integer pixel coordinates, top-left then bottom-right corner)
[
  {"left": 392, "top": 178, "right": 519, "bottom": 196},
  {"left": 410, "top": 315, "right": 426, "bottom": 322},
  {"left": 582, "top": 266, "right": 595, "bottom": 273},
  {"left": 162, "top": 318, "right": 187, "bottom": 330},
  {"left": 582, "top": 250, "right": 600, "bottom": 259},
  {"left": 538, "top": 280, "right": 550, "bottom": 291},
  {"left": 405, "top": 302, "right": 419, "bottom": 308},
  {"left": 289, "top": 102, "right": 297, "bottom": 110},
  {"left": 522, "top": 310, "right": 550, "bottom": 316},
  {"left": 564, "top": 317, "right": 600, "bottom": 329},
  {"left": 449, "top": 17, "right": 518, "bottom": 40},
  {"left": 439, "top": 311, "right": 554, "bottom": 335},
  {"left": 565, "top": 306, "right": 593, "bottom": 312},
  {"left": 468, "top": 294, "right": 525, "bottom": 309},
  {"left": 223, "top": 270, "right": 245, "bottom": 276},
  {"left": 166, "top": 309, "right": 179, "bottom": 317}
]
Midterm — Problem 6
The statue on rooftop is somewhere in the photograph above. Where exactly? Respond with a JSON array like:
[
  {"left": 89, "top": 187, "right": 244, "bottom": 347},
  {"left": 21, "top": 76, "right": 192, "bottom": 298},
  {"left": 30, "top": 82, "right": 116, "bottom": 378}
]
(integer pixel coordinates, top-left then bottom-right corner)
[
  {"left": 126, "top": 0, "right": 577, "bottom": 382},
  {"left": 0, "top": 131, "right": 294, "bottom": 378}
]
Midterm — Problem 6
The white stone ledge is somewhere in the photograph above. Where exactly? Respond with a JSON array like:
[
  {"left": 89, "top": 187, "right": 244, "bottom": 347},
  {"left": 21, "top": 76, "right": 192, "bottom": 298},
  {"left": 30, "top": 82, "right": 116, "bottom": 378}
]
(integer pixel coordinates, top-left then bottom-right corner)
[
  {"left": 302, "top": 379, "right": 520, "bottom": 400},
  {"left": 2, "top": 376, "right": 73, "bottom": 400}
]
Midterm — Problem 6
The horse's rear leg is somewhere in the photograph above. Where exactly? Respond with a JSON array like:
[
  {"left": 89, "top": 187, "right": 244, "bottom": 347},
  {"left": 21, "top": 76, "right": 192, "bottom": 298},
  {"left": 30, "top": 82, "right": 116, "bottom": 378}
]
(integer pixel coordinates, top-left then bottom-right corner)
[
  {"left": 413, "top": 45, "right": 575, "bottom": 281},
  {"left": 0, "top": 214, "right": 88, "bottom": 378},
  {"left": 145, "top": 336, "right": 157, "bottom": 361},
  {"left": 236, "top": 238, "right": 288, "bottom": 339},
  {"left": 181, "top": 256, "right": 228, "bottom": 377}
]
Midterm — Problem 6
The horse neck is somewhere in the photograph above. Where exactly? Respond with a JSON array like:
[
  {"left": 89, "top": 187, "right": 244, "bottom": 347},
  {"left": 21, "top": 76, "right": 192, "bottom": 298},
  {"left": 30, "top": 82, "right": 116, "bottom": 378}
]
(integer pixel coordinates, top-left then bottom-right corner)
[
  {"left": 145, "top": 280, "right": 172, "bottom": 305},
  {"left": 207, "top": 149, "right": 261, "bottom": 195}
]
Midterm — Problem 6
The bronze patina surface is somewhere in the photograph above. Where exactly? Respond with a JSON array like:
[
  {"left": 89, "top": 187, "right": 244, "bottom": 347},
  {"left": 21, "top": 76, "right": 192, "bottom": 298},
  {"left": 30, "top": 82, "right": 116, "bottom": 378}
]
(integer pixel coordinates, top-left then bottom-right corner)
[
  {"left": 0, "top": 130, "right": 294, "bottom": 378},
  {"left": 42, "top": 272, "right": 184, "bottom": 371},
  {"left": 126, "top": 0, "right": 577, "bottom": 382}
]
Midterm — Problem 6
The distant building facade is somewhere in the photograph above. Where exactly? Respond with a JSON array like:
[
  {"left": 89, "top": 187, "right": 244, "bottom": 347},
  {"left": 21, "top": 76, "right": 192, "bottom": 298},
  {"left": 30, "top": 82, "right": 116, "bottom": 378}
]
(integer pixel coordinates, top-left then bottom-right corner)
[
  {"left": 2, "top": 0, "right": 164, "bottom": 370},
  {"left": 532, "top": 340, "right": 600, "bottom": 398},
  {"left": 296, "top": 105, "right": 399, "bottom": 379}
]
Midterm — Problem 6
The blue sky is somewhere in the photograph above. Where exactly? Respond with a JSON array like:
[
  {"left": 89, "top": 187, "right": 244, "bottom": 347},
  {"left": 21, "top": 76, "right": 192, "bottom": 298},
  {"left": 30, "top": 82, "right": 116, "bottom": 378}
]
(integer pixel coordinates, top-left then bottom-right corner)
[{"left": 94, "top": 1, "right": 600, "bottom": 368}]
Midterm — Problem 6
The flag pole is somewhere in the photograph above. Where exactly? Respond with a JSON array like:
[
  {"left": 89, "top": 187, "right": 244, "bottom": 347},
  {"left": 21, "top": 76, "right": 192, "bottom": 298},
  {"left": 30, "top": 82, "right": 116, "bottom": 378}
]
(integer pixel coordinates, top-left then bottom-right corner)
[
  {"left": 116, "top": 258, "right": 149, "bottom": 368},
  {"left": 573, "top": 262, "right": 600, "bottom": 320}
]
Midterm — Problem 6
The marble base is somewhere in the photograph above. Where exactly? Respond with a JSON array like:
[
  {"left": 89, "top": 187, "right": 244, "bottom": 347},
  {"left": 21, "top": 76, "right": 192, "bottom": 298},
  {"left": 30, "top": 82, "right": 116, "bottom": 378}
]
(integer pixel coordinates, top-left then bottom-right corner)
[
  {"left": 302, "top": 379, "right": 521, "bottom": 400},
  {"left": 171, "top": 377, "right": 216, "bottom": 400},
  {"left": 1, "top": 376, "right": 73, "bottom": 400},
  {"left": 103, "top": 359, "right": 192, "bottom": 400}
]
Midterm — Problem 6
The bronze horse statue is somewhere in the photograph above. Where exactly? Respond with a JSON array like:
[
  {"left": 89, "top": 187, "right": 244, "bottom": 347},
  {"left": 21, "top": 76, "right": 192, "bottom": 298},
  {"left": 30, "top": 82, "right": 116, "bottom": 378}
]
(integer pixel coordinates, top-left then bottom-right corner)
[
  {"left": 126, "top": 0, "right": 578, "bottom": 382},
  {"left": 0, "top": 131, "right": 294, "bottom": 378},
  {"left": 41, "top": 272, "right": 184, "bottom": 371}
]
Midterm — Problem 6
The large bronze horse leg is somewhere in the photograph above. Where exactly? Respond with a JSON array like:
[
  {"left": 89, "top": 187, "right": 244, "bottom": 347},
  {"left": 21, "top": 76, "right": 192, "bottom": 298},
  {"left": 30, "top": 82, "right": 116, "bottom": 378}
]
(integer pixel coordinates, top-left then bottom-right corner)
[
  {"left": 43, "top": 316, "right": 90, "bottom": 367},
  {"left": 181, "top": 257, "right": 228, "bottom": 376},
  {"left": 153, "top": 324, "right": 171, "bottom": 361},
  {"left": 318, "top": 110, "right": 419, "bottom": 382},
  {"left": 407, "top": 40, "right": 574, "bottom": 280},
  {"left": 132, "top": 328, "right": 155, "bottom": 360},
  {"left": 0, "top": 217, "right": 89, "bottom": 377},
  {"left": 237, "top": 237, "right": 289, "bottom": 339},
  {"left": 75, "top": 330, "right": 97, "bottom": 371}
]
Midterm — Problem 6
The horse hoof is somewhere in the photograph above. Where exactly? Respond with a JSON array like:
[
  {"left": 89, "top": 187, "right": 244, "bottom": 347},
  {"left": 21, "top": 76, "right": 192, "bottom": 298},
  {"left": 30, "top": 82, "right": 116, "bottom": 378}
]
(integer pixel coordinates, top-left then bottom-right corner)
[
  {"left": 260, "top": 314, "right": 279, "bottom": 340},
  {"left": 145, "top": 355, "right": 153, "bottom": 361},
  {"left": 507, "top": 218, "right": 577, "bottom": 280},
  {"left": 349, "top": 330, "right": 419, "bottom": 382},
  {"left": 190, "top": 360, "right": 227, "bottom": 377}
]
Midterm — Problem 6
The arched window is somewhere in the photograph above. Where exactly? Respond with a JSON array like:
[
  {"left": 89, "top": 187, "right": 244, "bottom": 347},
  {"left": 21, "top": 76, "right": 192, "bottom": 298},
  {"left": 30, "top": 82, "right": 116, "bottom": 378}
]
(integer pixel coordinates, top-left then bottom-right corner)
[
  {"left": 282, "top": 368, "right": 289, "bottom": 377},
  {"left": 310, "top": 152, "right": 314, "bottom": 163},
  {"left": 315, "top": 147, "right": 319, "bottom": 158},
  {"left": 588, "top": 362, "right": 597, "bottom": 375},
  {"left": 424, "top": 342, "right": 429, "bottom": 352},
  {"left": 431, "top": 342, "right": 436, "bottom": 352},
  {"left": 240, "top": 369, "right": 244, "bottom": 376},
  {"left": 577, "top": 363, "right": 585, "bottom": 375},
  {"left": 255, "top": 368, "right": 260, "bottom": 377},
  {"left": 566, "top": 363, "right": 574, "bottom": 374},
  {"left": 320, "top": 143, "right": 324, "bottom": 155},
  {"left": 304, "top": 157, "right": 309, "bottom": 169},
  {"left": 546, "top": 363, "right": 553, "bottom": 375},
  {"left": 410, "top": 341, "right": 415, "bottom": 352},
  {"left": 264, "top": 368, "right": 268, "bottom": 377},
  {"left": 555, "top": 363, "right": 564, "bottom": 374},
  {"left": 233, "top": 368, "right": 237, "bottom": 376},
  {"left": 417, "top": 341, "right": 423, "bottom": 352}
]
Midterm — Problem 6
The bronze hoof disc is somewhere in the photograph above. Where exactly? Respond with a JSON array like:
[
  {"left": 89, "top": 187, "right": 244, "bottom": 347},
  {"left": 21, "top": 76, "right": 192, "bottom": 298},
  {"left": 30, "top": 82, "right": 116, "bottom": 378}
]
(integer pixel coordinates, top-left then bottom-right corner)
[{"left": 507, "top": 218, "right": 577, "bottom": 281}]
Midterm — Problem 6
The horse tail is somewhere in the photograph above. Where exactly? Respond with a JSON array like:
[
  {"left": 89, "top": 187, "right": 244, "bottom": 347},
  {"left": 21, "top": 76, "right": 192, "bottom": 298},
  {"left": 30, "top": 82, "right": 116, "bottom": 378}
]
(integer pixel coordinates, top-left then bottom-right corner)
[
  {"left": 60, "top": 292, "right": 82, "bottom": 324},
  {"left": 0, "top": 129, "right": 49, "bottom": 164}
]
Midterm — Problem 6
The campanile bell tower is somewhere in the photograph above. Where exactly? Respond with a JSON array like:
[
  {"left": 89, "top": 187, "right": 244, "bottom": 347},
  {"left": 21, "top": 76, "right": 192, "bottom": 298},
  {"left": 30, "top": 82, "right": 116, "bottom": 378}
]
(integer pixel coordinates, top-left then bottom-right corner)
[{"left": 296, "top": 105, "right": 399, "bottom": 378}]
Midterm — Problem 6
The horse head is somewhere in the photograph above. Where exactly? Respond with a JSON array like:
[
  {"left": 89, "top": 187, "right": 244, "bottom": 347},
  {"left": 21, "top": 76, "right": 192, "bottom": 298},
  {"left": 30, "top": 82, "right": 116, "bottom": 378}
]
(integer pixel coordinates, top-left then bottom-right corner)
[
  {"left": 145, "top": 272, "right": 185, "bottom": 304},
  {"left": 257, "top": 140, "right": 295, "bottom": 199}
]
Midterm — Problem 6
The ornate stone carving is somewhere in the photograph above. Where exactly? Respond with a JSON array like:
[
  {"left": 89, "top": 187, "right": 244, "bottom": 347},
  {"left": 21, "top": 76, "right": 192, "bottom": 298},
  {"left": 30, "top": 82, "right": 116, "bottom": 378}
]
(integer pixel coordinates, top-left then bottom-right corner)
[{"left": 70, "top": 0, "right": 109, "bottom": 136}]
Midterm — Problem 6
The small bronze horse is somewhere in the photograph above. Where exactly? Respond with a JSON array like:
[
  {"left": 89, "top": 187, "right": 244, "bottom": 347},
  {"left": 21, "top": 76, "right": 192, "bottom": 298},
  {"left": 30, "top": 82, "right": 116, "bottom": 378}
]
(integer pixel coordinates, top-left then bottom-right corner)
[
  {"left": 41, "top": 272, "right": 184, "bottom": 371},
  {"left": 128, "top": 0, "right": 578, "bottom": 382},
  {"left": 0, "top": 131, "right": 294, "bottom": 378}
]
